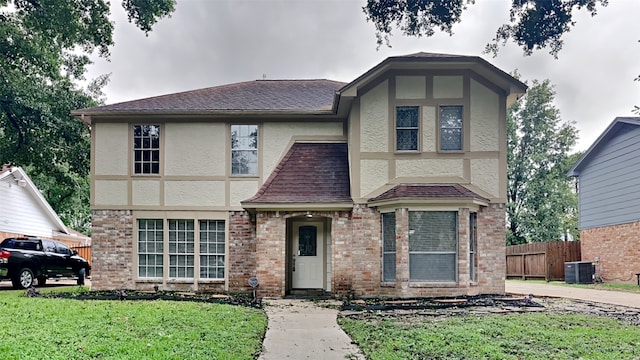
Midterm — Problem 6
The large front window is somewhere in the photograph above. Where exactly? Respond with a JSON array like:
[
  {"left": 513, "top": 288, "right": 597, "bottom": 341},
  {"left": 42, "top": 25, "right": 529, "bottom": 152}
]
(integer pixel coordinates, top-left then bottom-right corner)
[
  {"left": 409, "top": 211, "right": 458, "bottom": 282},
  {"left": 439, "top": 106, "right": 463, "bottom": 151},
  {"left": 133, "top": 124, "right": 160, "bottom": 174},
  {"left": 231, "top": 124, "right": 258, "bottom": 175},
  {"left": 137, "top": 219, "right": 226, "bottom": 280},
  {"left": 396, "top": 106, "right": 419, "bottom": 151}
]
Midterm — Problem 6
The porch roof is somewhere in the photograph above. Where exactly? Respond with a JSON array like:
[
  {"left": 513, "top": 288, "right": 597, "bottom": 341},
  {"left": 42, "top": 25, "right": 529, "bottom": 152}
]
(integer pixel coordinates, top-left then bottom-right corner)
[
  {"left": 368, "top": 184, "right": 489, "bottom": 204},
  {"left": 242, "top": 142, "right": 352, "bottom": 207}
]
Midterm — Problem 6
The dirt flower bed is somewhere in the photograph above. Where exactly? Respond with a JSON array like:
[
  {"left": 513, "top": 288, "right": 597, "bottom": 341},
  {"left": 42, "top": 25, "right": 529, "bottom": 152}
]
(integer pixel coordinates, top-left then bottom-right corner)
[
  {"left": 340, "top": 295, "right": 640, "bottom": 326},
  {"left": 31, "top": 287, "right": 262, "bottom": 308}
]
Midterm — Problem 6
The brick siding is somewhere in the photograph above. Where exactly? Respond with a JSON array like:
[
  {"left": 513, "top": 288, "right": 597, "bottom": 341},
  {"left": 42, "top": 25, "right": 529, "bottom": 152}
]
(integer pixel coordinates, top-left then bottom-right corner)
[
  {"left": 228, "top": 211, "right": 257, "bottom": 292},
  {"left": 581, "top": 221, "right": 640, "bottom": 283},
  {"left": 91, "top": 210, "right": 134, "bottom": 290}
]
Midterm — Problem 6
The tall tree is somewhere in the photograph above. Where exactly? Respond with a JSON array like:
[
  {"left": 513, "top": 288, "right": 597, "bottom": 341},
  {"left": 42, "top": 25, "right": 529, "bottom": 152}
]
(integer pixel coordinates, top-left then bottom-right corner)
[
  {"left": 363, "top": 0, "right": 608, "bottom": 57},
  {"left": 0, "top": 0, "right": 175, "bottom": 234},
  {"left": 507, "top": 79, "right": 579, "bottom": 245}
]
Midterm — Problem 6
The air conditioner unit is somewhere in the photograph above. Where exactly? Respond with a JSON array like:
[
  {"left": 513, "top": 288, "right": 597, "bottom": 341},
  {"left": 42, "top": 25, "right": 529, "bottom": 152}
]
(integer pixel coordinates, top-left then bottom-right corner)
[{"left": 564, "top": 261, "right": 594, "bottom": 284}]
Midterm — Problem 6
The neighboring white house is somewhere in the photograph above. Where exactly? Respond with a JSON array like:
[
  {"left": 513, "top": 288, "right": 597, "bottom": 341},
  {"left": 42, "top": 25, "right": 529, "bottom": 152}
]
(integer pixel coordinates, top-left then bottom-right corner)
[{"left": 0, "top": 165, "right": 89, "bottom": 246}]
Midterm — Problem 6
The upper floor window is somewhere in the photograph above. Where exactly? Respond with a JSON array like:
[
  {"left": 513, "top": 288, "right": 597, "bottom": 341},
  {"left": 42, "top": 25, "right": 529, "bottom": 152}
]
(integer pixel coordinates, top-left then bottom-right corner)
[
  {"left": 439, "top": 106, "right": 463, "bottom": 151},
  {"left": 133, "top": 125, "right": 160, "bottom": 174},
  {"left": 231, "top": 124, "right": 258, "bottom": 176},
  {"left": 396, "top": 106, "right": 419, "bottom": 151}
]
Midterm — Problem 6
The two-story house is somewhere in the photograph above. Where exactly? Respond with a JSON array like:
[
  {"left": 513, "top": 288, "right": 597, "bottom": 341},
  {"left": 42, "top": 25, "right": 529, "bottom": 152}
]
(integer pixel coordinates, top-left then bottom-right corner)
[{"left": 73, "top": 52, "right": 526, "bottom": 298}]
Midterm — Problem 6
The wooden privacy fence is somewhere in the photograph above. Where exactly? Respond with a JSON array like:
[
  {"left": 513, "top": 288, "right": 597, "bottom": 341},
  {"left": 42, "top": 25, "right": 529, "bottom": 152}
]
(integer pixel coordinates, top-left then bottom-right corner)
[
  {"left": 506, "top": 241, "right": 581, "bottom": 281},
  {"left": 72, "top": 245, "right": 92, "bottom": 267}
]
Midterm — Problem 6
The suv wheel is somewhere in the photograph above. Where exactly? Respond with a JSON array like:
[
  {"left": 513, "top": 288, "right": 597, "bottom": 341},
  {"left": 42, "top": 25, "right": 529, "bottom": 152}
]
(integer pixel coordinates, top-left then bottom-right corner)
[
  {"left": 77, "top": 268, "right": 86, "bottom": 286},
  {"left": 12, "top": 268, "right": 35, "bottom": 289}
]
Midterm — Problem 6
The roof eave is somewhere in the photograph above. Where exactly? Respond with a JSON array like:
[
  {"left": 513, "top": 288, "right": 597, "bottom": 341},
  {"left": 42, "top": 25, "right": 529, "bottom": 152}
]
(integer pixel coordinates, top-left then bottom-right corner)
[
  {"left": 567, "top": 117, "right": 640, "bottom": 177},
  {"left": 368, "top": 197, "right": 489, "bottom": 208},
  {"left": 241, "top": 201, "right": 354, "bottom": 212}
]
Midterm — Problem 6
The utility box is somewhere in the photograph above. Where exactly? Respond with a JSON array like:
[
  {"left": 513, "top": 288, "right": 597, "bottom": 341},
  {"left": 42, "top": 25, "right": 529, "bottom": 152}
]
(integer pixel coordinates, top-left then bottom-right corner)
[{"left": 564, "top": 261, "right": 594, "bottom": 284}]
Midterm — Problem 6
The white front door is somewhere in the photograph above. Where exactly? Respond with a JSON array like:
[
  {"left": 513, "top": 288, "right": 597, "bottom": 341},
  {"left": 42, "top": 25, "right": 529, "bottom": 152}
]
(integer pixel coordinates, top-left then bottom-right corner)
[{"left": 292, "top": 221, "right": 324, "bottom": 289}]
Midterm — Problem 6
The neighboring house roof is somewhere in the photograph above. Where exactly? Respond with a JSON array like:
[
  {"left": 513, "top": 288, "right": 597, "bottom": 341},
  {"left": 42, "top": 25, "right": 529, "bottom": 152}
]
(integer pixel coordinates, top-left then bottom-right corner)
[
  {"left": 568, "top": 117, "right": 640, "bottom": 176},
  {"left": 0, "top": 166, "right": 69, "bottom": 237},
  {"left": 72, "top": 52, "right": 526, "bottom": 123},
  {"left": 242, "top": 142, "right": 352, "bottom": 207},
  {"left": 368, "top": 184, "right": 489, "bottom": 206},
  {"left": 72, "top": 79, "right": 346, "bottom": 117}
]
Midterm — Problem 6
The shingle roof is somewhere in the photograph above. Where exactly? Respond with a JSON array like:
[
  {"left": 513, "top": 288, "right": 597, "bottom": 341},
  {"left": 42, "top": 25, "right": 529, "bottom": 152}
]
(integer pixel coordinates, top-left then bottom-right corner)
[
  {"left": 369, "top": 184, "right": 488, "bottom": 202},
  {"left": 243, "top": 143, "right": 351, "bottom": 204},
  {"left": 73, "top": 79, "right": 346, "bottom": 114}
]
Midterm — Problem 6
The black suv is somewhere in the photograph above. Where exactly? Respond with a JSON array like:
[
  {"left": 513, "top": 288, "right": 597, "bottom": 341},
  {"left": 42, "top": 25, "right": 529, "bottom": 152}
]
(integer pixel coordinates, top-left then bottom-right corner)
[{"left": 0, "top": 237, "right": 91, "bottom": 289}]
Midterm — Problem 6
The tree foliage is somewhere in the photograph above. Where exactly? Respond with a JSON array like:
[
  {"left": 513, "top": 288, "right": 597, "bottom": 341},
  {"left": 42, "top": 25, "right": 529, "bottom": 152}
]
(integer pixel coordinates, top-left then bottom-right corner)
[
  {"left": 0, "top": 0, "right": 175, "bottom": 233},
  {"left": 363, "top": 0, "right": 608, "bottom": 57},
  {"left": 507, "top": 78, "right": 579, "bottom": 245}
]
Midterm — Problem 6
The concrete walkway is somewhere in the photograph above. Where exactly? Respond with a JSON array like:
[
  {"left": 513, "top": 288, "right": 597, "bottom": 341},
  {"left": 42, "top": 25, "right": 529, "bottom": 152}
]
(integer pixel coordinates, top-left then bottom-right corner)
[
  {"left": 506, "top": 280, "right": 640, "bottom": 309},
  {"left": 258, "top": 299, "right": 365, "bottom": 360}
]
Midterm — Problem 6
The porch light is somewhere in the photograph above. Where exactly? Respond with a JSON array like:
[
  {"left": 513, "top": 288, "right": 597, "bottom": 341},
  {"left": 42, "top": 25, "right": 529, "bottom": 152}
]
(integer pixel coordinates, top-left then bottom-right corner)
[{"left": 306, "top": 211, "right": 313, "bottom": 218}]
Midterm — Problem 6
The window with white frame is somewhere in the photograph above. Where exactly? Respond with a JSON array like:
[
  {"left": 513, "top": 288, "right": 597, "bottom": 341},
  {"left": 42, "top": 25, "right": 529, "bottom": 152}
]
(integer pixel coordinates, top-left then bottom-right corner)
[
  {"left": 133, "top": 124, "right": 160, "bottom": 174},
  {"left": 137, "top": 219, "right": 226, "bottom": 281},
  {"left": 439, "top": 106, "right": 463, "bottom": 151},
  {"left": 199, "top": 220, "right": 225, "bottom": 279},
  {"left": 168, "top": 220, "right": 195, "bottom": 278},
  {"left": 138, "top": 219, "right": 164, "bottom": 278},
  {"left": 396, "top": 106, "right": 420, "bottom": 151},
  {"left": 231, "top": 124, "right": 258, "bottom": 175},
  {"left": 409, "top": 211, "right": 458, "bottom": 282},
  {"left": 381, "top": 212, "right": 396, "bottom": 282},
  {"left": 469, "top": 212, "right": 478, "bottom": 282}
]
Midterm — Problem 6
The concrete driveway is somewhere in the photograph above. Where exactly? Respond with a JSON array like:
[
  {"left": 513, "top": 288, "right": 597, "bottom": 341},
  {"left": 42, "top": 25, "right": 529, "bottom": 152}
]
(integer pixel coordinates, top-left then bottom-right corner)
[{"left": 506, "top": 280, "right": 640, "bottom": 309}]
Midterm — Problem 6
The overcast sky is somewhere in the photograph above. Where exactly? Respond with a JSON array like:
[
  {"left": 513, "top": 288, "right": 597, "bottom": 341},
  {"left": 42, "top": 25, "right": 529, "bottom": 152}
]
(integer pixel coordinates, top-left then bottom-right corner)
[{"left": 85, "top": 0, "right": 640, "bottom": 152}]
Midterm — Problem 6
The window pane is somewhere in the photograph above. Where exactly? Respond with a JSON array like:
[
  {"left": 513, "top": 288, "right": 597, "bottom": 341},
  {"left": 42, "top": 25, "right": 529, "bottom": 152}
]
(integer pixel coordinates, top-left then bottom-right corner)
[
  {"left": 410, "top": 254, "right": 456, "bottom": 282},
  {"left": 383, "top": 254, "right": 396, "bottom": 282},
  {"left": 133, "top": 125, "right": 160, "bottom": 174},
  {"left": 199, "top": 220, "right": 226, "bottom": 279},
  {"left": 396, "top": 130, "right": 418, "bottom": 151},
  {"left": 138, "top": 219, "right": 163, "bottom": 278},
  {"left": 439, "top": 106, "right": 462, "bottom": 151},
  {"left": 396, "top": 106, "right": 419, "bottom": 128}
]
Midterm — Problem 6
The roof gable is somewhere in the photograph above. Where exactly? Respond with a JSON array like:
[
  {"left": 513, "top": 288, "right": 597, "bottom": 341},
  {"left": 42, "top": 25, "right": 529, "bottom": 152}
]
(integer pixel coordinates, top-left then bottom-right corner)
[
  {"left": 242, "top": 142, "right": 351, "bottom": 206},
  {"left": 568, "top": 117, "right": 640, "bottom": 176}
]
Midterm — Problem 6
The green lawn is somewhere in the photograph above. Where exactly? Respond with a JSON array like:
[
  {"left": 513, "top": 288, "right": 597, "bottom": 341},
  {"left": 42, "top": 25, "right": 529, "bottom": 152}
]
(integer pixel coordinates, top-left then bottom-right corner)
[
  {"left": 340, "top": 313, "right": 640, "bottom": 360},
  {"left": 0, "top": 287, "right": 267, "bottom": 359}
]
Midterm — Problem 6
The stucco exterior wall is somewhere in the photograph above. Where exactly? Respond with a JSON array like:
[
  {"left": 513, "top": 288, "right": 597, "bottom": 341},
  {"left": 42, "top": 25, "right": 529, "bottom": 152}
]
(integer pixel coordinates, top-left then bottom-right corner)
[
  {"left": 230, "top": 180, "right": 259, "bottom": 207},
  {"left": 360, "top": 160, "right": 389, "bottom": 198},
  {"left": 164, "top": 181, "right": 225, "bottom": 207},
  {"left": 396, "top": 159, "right": 464, "bottom": 178},
  {"left": 422, "top": 106, "right": 436, "bottom": 152},
  {"left": 433, "top": 76, "right": 463, "bottom": 99},
  {"left": 164, "top": 123, "right": 226, "bottom": 177},
  {"left": 261, "top": 122, "right": 344, "bottom": 180},
  {"left": 360, "top": 80, "right": 389, "bottom": 152},
  {"left": 132, "top": 180, "right": 160, "bottom": 206},
  {"left": 470, "top": 79, "right": 500, "bottom": 152},
  {"left": 94, "top": 123, "right": 129, "bottom": 176},
  {"left": 470, "top": 159, "right": 500, "bottom": 198},
  {"left": 94, "top": 180, "right": 128, "bottom": 206},
  {"left": 396, "top": 76, "right": 425, "bottom": 99}
]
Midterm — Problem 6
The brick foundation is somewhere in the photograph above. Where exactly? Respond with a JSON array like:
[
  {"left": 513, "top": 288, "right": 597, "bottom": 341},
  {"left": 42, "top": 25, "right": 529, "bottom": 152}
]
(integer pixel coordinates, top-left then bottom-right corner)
[{"left": 581, "top": 221, "right": 640, "bottom": 283}]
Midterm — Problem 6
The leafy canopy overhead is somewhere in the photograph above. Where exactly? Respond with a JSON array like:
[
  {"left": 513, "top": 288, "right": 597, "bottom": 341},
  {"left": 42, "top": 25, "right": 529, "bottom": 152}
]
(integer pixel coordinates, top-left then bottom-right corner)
[
  {"left": 363, "top": 0, "right": 608, "bottom": 57},
  {"left": 0, "top": 0, "right": 175, "bottom": 233}
]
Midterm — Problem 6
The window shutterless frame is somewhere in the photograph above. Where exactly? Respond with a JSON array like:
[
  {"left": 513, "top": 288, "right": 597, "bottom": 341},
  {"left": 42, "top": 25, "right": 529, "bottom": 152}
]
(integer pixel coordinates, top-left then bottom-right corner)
[
  {"left": 438, "top": 105, "right": 463, "bottom": 151},
  {"left": 395, "top": 106, "right": 420, "bottom": 151},
  {"left": 133, "top": 124, "right": 161, "bottom": 174},
  {"left": 230, "top": 124, "right": 258, "bottom": 176},
  {"left": 381, "top": 212, "right": 397, "bottom": 282}
]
